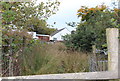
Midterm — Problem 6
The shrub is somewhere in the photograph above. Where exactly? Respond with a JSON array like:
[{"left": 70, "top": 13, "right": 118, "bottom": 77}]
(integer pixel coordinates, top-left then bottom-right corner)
[{"left": 21, "top": 42, "right": 89, "bottom": 75}]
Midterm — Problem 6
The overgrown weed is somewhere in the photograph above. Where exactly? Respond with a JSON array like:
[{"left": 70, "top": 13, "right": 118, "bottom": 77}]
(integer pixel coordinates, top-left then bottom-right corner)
[{"left": 21, "top": 42, "right": 89, "bottom": 75}]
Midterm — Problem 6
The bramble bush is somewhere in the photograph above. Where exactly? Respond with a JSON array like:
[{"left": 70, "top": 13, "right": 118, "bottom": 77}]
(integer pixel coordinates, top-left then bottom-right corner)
[{"left": 2, "top": 29, "right": 32, "bottom": 52}]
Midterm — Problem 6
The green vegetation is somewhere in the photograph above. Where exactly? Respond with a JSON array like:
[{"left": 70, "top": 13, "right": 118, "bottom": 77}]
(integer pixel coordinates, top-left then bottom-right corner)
[
  {"left": 2, "top": 29, "right": 89, "bottom": 75},
  {"left": 1, "top": 0, "right": 60, "bottom": 34},
  {"left": 64, "top": 4, "right": 120, "bottom": 52},
  {"left": 21, "top": 42, "right": 89, "bottom": 75},
  {"left": 2, "top": 0, "right": 120, "bottom": 77}
]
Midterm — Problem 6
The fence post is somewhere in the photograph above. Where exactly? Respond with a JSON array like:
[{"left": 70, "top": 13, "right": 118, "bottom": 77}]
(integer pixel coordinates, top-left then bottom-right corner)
[
  {"left": 0, "top": 36, "right": 2, "bottom": 77},
  {"left": 9, "top": 38, "right": 13, "bottom": 76},
  {"left": 106, "top": 28, "right": 120, "bottom": 78},
  {"left": 92, "top": 45, "right": 98, "bottom": 71},
  {"left": 0, "top": 47, "right": 2, "bottom": 77},
  {"left": 0, "top": 10, "right": 2, "bottom": 77}
]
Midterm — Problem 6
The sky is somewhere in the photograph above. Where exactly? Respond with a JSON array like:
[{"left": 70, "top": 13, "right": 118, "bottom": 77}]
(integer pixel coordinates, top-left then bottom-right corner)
[{"left": 37, "top": 0, "right": 118, "bottom": 31}]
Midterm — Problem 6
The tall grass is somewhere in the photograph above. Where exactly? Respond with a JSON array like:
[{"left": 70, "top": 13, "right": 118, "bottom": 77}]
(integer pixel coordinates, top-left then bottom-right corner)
[{"left": 21, "top": 42, "right": 89, "bottom": 75}]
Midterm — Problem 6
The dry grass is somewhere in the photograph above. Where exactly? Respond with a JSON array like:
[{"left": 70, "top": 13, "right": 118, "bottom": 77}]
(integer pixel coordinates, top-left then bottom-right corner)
[{"left": 21, "top": 42, "right": 89, "bottom": 75}]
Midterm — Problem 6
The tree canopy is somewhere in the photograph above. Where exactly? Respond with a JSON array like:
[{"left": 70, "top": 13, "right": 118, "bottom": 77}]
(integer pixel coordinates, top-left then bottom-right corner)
[
  {"left": 1, "top": 0, "right": 60, "bottom": 34},
  {"left": 64, "top": 4, "right": 120, "bottom": 52}
]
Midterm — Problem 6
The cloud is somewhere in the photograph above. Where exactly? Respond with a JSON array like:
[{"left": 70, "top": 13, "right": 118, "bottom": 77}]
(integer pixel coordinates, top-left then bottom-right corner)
[{"left": 37, "top": 0, "right": 113, "bottom": 30}]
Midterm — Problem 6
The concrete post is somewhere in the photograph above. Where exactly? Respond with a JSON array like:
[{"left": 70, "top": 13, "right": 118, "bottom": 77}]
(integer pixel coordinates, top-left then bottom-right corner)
[
  {"left": 92, "top": 45, "right": 98, "bottom": 71},
  {"left": 118, "top": 0, "right": 120, "bottom": 78},
  {"left": 9, "top": 39, "right": 13, "bottom": 76},
  {"left": 106, "top": 28, "right": 120, "bottom": 78}
]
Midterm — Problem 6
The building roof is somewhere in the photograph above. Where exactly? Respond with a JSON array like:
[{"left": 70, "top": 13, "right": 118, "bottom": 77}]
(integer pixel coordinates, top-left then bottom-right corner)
[
  {"left": 36, "top": 34, "right": 50, "bottom": 37},
  {"left": 50, "top": 28, "right": 65, "bottom": 36}
]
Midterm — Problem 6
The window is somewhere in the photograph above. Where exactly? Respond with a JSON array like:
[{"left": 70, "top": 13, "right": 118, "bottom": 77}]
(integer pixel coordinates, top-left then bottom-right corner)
[{"left": 53, "top": 38, "right": 57, "bottom": 41}]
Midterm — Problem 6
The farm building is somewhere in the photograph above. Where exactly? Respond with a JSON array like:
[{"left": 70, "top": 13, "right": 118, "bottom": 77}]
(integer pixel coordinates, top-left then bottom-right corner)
[
  {"left": 50, "top": 28, "right": 71, "bottom": 42},
  {"left": 28, "top": 28, "right": 71, "bottom": 42},
  {"left": 36, "top": 34, "right": 50, "bottom": 42},
  {"left": 27, "top": 32, "right": 38, "bottom": 39}
]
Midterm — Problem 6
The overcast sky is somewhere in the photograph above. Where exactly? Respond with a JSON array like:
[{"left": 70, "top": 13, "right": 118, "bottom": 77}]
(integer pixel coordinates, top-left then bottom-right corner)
[{"left": 37, "top": 0, "right": 118, "bottom": 31}]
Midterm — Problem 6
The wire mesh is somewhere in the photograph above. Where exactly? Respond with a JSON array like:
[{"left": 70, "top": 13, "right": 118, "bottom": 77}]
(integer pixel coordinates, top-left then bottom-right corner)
[{"left": 1, "top": 37, "right": 26, "bottom": 77}]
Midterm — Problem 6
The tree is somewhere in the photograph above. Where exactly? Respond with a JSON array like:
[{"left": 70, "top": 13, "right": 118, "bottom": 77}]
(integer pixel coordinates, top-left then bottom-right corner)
[
  {"left": 64, "top": 4, "right": 119, "bottom": 52},
  {"left": 1, "top": 0, "right": 60, "bottom": 34}
]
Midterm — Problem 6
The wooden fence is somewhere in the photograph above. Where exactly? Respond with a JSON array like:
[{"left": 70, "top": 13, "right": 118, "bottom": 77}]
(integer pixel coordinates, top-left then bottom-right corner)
[
  {"left": 1, "top": 28, "right": 120, "bottom": 80},
  {"left": 89, "top": 55, "right": 108, "bottom": 72},
  {"left": 89, "top": 45, "right": 108, "bottom": 72}
]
